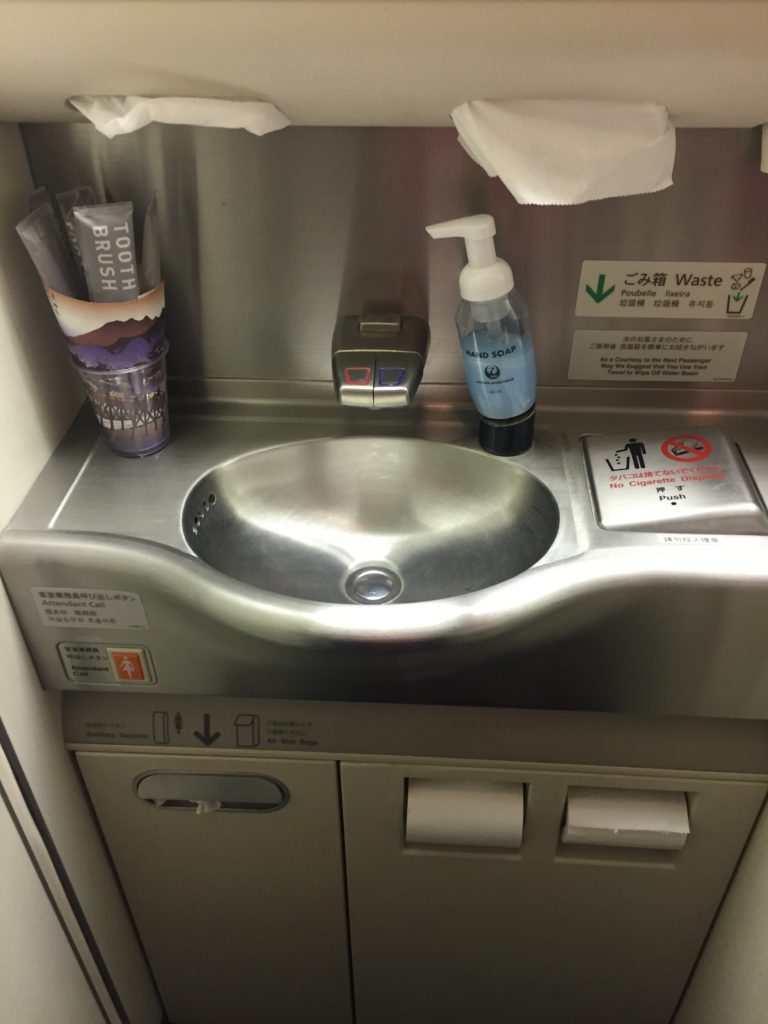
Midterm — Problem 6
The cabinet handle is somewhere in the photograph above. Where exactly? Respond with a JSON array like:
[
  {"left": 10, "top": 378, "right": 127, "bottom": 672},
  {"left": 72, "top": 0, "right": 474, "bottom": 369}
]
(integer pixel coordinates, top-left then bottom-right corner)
[{"left": 135, "top": 772, "right": 289, "bottom": 814}]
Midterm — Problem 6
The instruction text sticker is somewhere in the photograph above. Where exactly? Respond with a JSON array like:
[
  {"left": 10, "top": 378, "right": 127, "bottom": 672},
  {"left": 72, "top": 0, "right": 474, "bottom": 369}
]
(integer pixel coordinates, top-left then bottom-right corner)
[
  {"left": 569, "top": 330, "right": 746, "bottom": 382},
  {"left": 33, "top": 589, "right": 148, "bottom": 629}
]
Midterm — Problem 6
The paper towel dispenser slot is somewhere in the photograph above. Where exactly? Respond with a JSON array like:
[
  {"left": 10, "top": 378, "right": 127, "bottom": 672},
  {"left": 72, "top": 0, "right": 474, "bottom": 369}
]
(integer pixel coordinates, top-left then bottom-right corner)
[
  {"left": 135, "top": 772, "right": 289, "bottom": 814},
  {"left": 561, "top": 787, "right": 690, "bottom": 851},
  {"left": 405, "top": 778, "right": 524, "bottom": 849}
]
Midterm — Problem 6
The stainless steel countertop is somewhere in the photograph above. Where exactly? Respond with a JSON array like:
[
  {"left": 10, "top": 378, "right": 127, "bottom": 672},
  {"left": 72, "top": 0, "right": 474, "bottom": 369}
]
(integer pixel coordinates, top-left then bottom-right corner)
[{"left": 2, "top": 381, "right": 768, "bottom": 716}]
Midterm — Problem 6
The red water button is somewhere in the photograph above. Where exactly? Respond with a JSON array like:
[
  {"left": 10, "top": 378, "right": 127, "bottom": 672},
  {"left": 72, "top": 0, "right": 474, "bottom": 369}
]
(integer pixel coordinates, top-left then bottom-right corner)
[{"left": 344, "top": 366, "right": 372, "bottom": 386}]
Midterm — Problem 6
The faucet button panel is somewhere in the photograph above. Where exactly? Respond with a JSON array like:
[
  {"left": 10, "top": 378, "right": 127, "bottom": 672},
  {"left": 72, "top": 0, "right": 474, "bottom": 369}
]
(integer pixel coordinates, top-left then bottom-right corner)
[{"left": 332, "top": 313, "right": 429, "bottom": 409}]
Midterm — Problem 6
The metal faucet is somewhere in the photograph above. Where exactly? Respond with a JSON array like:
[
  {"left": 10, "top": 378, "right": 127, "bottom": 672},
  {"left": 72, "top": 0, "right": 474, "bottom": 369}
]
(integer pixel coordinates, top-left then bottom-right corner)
[{"left": 332, "top": 313, "right": 429, "bottom": 409}]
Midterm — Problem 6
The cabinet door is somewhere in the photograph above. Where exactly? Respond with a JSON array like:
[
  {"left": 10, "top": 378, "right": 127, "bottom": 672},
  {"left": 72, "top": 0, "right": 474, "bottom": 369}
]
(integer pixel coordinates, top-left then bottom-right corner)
[
  {"left": 78, "top": 753, "right": 352, "bottom": 1024},
  {"left": 341, "top": 762, "right": 766, "bottom": 1024}
]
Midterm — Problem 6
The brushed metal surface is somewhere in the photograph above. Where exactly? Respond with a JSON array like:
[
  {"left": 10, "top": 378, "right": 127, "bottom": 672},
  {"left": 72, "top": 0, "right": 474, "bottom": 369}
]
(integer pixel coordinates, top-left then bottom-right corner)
[
  {"left": 60, "top": 692, "right": 768, "bottom": 775},
  {"left": 2, "top": 390, "right": 768, "bottom": 717},
  {"left": 21, "top": 125, "right": 768, "bottom": 391},
  {"left": 183, "top": 438, "right": 559, "bottom": 603}
]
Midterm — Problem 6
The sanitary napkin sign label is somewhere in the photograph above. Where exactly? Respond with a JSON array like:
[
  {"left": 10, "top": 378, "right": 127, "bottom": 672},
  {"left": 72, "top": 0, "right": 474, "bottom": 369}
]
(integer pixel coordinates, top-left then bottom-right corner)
[{"left": 575, "top": 261, "right": 765, "bottom": 319}]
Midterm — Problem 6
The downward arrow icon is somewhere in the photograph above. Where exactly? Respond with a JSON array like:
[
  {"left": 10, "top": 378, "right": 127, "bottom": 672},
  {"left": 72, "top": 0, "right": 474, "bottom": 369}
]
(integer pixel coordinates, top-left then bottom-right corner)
[
  {"left": 586, "top": 274, "right": 616, "bottom": 304},
  {"left": 193, "top": 714, "right": 221, "bottom": 746}
]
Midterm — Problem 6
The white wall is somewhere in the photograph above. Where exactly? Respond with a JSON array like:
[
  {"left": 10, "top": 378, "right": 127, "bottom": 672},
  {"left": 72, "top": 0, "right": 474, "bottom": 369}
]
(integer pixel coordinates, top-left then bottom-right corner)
[
  {"left": 0, "top": 143, "right": 82, "bottom": 526},
  {"left": 0, "top": 2, "right": 767, "bottom": 127},
  {"left": 675, "top": 803, "right": 768, "bottom": 1024},
  {"left": 0, "top": 791, "right": 105, "bottom": 1024},
  {"left": 0, "top": 123, "right": 161, "bottom": 1024}
]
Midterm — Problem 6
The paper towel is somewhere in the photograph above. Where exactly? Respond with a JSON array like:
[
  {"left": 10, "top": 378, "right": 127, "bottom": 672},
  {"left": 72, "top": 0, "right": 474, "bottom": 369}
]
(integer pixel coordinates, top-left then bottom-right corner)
[
  {"left": 406, "top": 779, "right": 524, "bottom": 848},
  {"left": 562, "top": 787, "right": 690, "bottom": 850},
  {"left": 451, "top": 98, "right": 675, "bottom": 205},
  {"left": 194, "top": 800, "right": 222, "bottom": 816},
  {"left": 68, "top": 95, "right": 290, "bottom": 139}
]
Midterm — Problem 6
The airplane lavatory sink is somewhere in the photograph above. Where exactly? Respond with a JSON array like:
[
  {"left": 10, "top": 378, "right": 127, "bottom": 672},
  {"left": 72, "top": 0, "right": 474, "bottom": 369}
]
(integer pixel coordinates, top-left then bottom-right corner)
[
  {"left": 4, "top": 402, "right": 768, "bottom": 717},
  {"left": 182, "top": 437, "right": 560, "bottom": 605}
]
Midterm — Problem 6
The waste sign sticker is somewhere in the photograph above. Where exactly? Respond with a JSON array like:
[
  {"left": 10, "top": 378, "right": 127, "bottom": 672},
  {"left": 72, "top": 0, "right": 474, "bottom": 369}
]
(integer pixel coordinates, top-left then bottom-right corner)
[
  {"left": 575, "top": 261, "right": 765, "bottom": 320},
  {"left": 661, "top": 435, "right": 714, "bottom": 463}
]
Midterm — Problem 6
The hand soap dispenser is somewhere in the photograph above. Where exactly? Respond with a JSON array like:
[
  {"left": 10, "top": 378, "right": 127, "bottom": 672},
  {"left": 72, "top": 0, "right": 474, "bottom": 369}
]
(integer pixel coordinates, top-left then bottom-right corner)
[{"left": 426, "top": 214, "right": 536, "bottom": 455}]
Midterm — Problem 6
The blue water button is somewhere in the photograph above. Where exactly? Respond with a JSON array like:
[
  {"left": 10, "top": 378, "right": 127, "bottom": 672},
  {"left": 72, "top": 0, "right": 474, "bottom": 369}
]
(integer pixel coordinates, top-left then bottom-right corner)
[{"left": 378, "top": 367, "right": 406, "bottom": 387}]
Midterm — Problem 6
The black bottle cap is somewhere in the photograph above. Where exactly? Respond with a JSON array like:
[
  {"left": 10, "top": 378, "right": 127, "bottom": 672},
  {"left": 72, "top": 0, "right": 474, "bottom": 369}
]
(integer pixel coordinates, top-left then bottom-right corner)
[{"left": 478, "top": 405, "right": 536, "bottom": 456}]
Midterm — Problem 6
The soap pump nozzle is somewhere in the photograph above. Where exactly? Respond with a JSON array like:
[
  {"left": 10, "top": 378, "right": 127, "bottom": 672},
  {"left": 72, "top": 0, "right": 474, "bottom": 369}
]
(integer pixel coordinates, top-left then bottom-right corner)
[{"left": 426, "top": 213, "right": 514, "bottom": 303}]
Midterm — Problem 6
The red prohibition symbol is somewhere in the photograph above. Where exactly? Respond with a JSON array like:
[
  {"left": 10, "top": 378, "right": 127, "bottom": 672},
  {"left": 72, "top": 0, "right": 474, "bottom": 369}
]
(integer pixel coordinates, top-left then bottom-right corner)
[{"left": 661, "top": 435, "right": 713, "bottom": 462}]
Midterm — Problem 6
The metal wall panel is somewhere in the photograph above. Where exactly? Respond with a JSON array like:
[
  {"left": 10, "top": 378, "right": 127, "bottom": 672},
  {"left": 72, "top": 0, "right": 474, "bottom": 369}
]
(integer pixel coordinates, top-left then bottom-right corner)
[{"left": 22, "top": 124, "right": 768, "bottom": 389}]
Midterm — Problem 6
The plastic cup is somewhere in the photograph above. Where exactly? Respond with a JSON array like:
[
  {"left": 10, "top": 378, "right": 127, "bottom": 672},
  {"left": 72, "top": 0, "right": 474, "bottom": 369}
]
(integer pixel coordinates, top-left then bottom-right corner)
[{"left": 77, "top": 342, "right": 170, "bottom": 457}]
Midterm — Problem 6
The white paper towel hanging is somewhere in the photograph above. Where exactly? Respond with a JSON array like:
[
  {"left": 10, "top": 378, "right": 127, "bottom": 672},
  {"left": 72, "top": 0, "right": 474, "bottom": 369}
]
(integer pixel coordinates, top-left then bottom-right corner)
[
  {"left": 68, "top": 95, "right": 290, "bottom": 139},
  {"left": 562, "top": 787, "right": 690, "bottom": 850},
  {"left": 406, "top": 778, "right": 524, "bottom": 848},
  {"left": 451, "top": 98, "right": 676, "bottom": 205}
]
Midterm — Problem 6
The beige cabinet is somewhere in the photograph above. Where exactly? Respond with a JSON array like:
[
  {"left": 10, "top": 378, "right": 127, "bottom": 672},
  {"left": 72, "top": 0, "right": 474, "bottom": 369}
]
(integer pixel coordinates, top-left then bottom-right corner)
[
  {"left": 77, "top": 750, "right": 766, "bottom": 1024},
  {"left": 341, "top": 762, "right": 766, "bottom": 1024},
  {"left": 77, "top": 752, "right": 352, "bottom": 1024}
]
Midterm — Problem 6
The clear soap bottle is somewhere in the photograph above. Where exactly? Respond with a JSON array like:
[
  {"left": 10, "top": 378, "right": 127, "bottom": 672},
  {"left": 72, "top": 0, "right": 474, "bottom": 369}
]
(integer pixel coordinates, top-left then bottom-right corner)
[{"left": 426, "top": 214, "right": 536, "bottom": 455}]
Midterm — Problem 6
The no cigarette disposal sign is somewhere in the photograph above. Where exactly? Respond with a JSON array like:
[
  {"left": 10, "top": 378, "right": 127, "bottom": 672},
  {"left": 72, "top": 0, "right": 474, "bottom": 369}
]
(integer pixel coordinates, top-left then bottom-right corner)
[{"left": 661, "top": 435, "right": 714, "bottom": 463}]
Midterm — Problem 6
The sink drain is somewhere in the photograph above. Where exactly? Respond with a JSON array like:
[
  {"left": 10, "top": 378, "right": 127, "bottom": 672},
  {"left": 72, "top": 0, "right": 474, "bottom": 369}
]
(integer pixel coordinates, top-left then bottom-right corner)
[{"left": 345, "top": 567, "right": 403, "bottom": 604}]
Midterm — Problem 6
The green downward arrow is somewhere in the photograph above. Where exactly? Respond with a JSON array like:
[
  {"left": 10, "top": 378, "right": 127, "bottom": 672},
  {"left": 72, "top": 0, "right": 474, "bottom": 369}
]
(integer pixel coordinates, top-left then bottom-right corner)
[{"left": 586, "top": 273, "right": 615, "bottom": 304}]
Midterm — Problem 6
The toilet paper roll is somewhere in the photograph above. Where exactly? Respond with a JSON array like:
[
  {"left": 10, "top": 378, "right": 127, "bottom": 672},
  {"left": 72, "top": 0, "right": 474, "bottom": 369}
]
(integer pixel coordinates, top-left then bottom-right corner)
[{"left": 406, "top": 779, "right": 524, "bottom": 849}]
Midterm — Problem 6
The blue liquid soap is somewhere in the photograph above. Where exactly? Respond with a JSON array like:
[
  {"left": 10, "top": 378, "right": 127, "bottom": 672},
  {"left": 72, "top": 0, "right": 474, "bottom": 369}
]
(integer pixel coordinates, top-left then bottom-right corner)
[{"left": 458, "top": 298, "right": 537, "bottom": 422}]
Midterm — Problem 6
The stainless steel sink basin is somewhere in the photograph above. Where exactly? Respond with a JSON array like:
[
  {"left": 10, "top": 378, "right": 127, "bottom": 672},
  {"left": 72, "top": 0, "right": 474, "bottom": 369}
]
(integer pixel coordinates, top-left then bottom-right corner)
[{"left": 182, "top": 437, "right": 559, "bottom": 604}]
